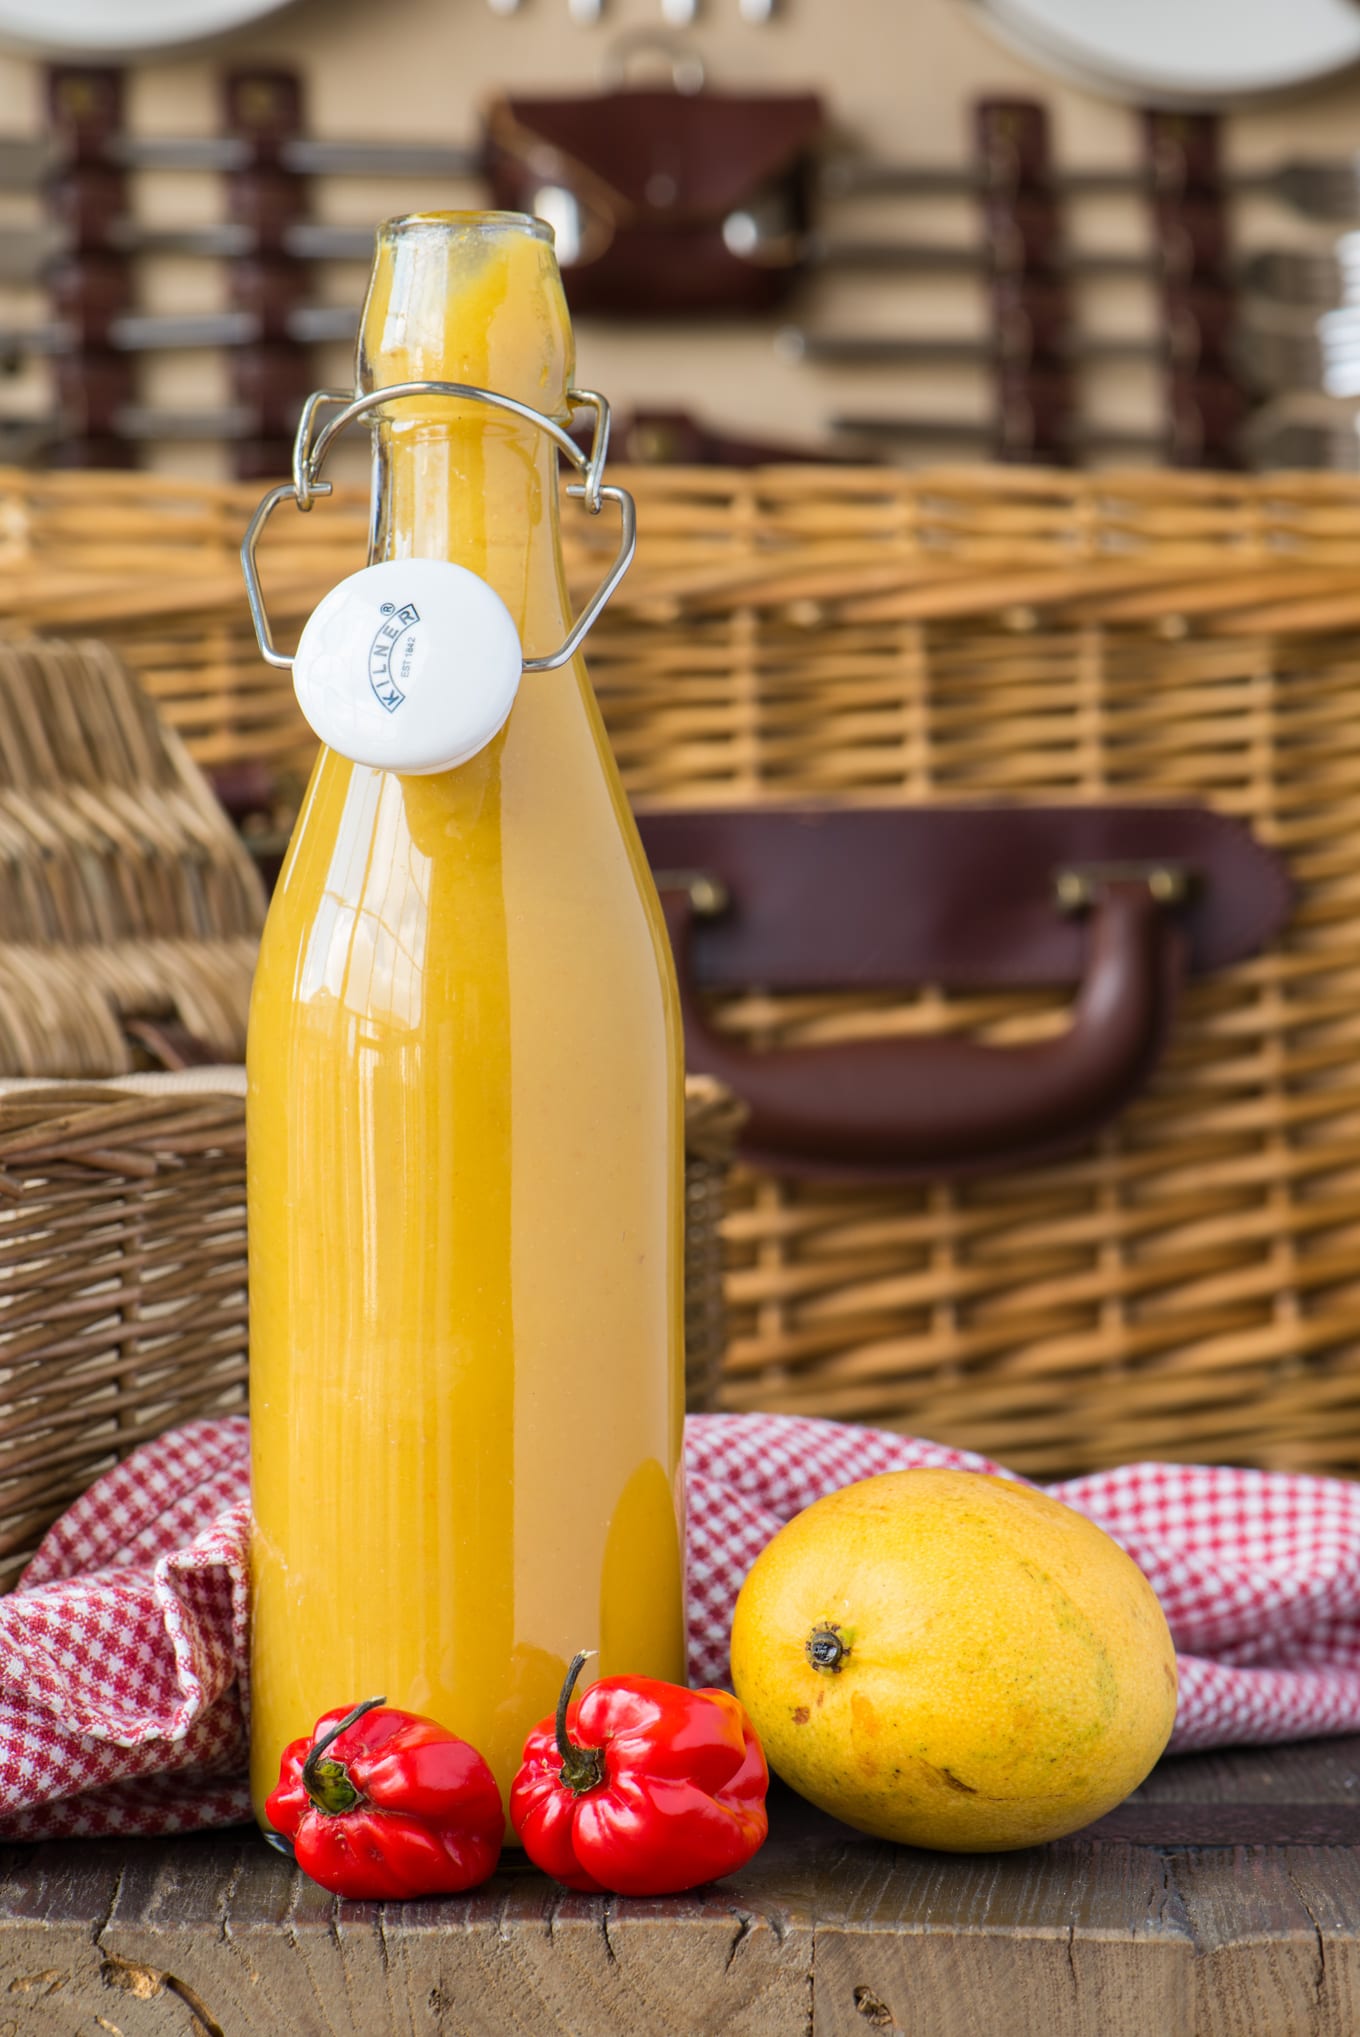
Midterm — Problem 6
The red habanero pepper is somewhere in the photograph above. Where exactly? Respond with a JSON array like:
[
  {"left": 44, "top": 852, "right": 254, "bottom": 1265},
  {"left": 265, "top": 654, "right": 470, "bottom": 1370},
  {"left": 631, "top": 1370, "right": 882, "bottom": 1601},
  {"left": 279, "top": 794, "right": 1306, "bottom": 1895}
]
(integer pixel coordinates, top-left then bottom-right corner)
[
  {"left": 509, "top": 1653, "right": 768, "bottom": 1896},
  {"left": 265, "top": 1697, "right": 503, "bottom": 1899}
]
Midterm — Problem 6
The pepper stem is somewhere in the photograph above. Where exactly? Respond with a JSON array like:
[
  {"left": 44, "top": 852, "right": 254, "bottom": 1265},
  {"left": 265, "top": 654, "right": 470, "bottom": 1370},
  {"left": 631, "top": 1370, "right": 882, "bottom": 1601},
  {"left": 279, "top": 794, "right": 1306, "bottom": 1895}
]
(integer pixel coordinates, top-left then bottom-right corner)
[
  {"left": 301, "top": 1695, "right": 386, "bottom": 1816},
  {"left": 554, "top": 1650, "right": 604, "bottom": 1796}
]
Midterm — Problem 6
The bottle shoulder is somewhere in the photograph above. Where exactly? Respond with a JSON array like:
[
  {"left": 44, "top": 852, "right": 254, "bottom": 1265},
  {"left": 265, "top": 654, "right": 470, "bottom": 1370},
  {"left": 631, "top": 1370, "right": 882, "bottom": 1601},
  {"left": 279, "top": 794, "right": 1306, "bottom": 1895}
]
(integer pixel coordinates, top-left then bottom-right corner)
[
  {"left": 273, "top": 671, "right": 637, "bottom": 883},
  {"left": 254, "top": 672, "right": 677, "bottom": 1036}
]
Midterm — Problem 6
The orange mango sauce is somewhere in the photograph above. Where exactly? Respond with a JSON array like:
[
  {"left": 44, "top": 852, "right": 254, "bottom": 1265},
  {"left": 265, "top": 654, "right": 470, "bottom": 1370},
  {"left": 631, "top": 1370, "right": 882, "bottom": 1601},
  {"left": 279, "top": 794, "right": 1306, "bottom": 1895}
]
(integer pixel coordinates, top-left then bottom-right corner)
[{"left": 247, "top": 214, "right": 686, "bottom": 1828}]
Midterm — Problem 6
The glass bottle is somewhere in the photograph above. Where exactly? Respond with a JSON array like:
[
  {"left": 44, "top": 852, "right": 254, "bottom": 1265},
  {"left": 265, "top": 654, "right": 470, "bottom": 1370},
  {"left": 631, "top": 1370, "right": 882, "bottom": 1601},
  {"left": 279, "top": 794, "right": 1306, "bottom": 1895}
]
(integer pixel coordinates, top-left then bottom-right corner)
[{"left": 246, "top": 212, "right": 686, "bottom": 1821}]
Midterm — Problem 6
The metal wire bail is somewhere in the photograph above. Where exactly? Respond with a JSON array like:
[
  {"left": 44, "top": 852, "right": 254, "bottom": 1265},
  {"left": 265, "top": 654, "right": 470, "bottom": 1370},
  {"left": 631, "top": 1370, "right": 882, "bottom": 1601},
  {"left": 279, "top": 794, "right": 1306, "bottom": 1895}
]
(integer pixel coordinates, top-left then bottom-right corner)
[{"left": 240, "top": 383, "right": 636, "bottom": 675}]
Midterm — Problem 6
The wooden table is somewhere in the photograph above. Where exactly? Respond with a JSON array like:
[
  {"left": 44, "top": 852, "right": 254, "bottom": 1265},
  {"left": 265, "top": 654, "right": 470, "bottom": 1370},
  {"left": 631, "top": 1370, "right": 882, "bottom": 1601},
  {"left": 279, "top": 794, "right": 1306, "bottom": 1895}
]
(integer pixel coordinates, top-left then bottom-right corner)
[{"left": 1, "top": 1737, "right": 1357, "bottom": 2037}]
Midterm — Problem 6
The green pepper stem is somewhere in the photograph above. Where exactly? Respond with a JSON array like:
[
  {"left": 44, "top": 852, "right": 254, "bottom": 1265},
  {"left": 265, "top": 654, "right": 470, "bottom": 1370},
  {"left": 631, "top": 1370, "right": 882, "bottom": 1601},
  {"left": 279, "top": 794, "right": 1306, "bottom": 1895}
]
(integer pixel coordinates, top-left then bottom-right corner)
[
  {"left": 301, "top": 1695, "right": 386, "bottom": 1816},
  {"left": 554, "top": 1651, "right": 604, "bottom": 1796}
]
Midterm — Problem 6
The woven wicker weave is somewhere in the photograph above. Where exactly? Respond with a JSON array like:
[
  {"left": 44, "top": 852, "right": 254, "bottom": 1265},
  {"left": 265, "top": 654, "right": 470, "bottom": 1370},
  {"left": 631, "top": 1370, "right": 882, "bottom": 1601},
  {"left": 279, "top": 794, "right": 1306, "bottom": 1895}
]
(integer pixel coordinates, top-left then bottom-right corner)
[
  {"left": 682, "top": 1074, "right": 747, "bottom": 1416},
  {"left": 7, "top": 465, "right": 1360, "bottom": 1476},
  {"left": 0, "top": 1072, "right": 735, "bottom": 1593},
  {"left": 0, "top": 634, "right": 263, "bottom": 1075},
  {"left": 0, "top": 1082, "right": 248, "bottom": 1592},
  {"left": 7, "top": 465, "right": 1360, "bottom": 782},
  {"left": 597, "top": 469, "right": 1360, "bottom": 1478}
]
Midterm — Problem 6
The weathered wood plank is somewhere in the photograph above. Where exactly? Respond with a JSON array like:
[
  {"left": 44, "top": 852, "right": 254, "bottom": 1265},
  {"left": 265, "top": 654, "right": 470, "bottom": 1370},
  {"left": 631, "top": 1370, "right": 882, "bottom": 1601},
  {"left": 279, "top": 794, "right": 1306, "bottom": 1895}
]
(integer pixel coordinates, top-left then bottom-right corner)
[
  {"left": 0, "top": 1742, "right": 1357, "bottom": 2037},
  {"left": 0, "top": 1829, "right": 812, "bottom": 2037},
  {"left": 1271, "top": 1850, "right": 1360, "bottom": 2036},
  {"left": 1172, "top": 1847, "right": 1360, "bottom": 2037},
  {"left": 1129, "top": 1737, "right": 1360, "bottom": 1808},
  {"left": 810, "top": 1839, "right": 1195, "bottom": 2037},
  {"left": 0, "top": 1840, "right": 195, "bottom": 2035},
  {"left": 358, "top": 1873, "right": 809, "bottom": 2037},
  {"left": 1088, "top": 1803, "right": 1360, "bottom": 1844}
]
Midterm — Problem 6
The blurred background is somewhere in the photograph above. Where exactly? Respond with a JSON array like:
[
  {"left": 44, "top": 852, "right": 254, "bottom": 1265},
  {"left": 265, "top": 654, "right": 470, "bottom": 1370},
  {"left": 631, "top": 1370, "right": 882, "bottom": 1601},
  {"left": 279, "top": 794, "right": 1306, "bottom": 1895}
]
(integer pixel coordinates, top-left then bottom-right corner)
[
  {"left": 4, "top": 0, "right": 1360, "bottom": 478},
  {"left": 5, "top": 0, "right": 1360, "bottom": 1527}
]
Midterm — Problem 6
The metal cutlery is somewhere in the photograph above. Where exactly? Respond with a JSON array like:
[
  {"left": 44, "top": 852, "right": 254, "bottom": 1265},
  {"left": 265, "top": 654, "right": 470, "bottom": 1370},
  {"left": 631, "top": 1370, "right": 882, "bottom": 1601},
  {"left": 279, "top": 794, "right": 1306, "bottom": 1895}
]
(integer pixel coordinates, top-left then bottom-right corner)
[
  {"left": 830, "top": 398, "right": 1360, "bottom": 471},
  {"left": 4, "top": 396, "right": 1340, "bottom": 469},
  {"left": 0, "top": 222, "right": 378, "bottom": 280},
  {"left": 0, "top": 128, "right": 1345, "bottom": 232},
  {"left": 809, "top": 238, "right": 1359, "bottom": 311},
  {"left": 708, "top": 189, "right": 1360, "bottom": 310},
  {"left": 0, "top": 216, "right": 1339, "bottom": 322},
  {"left": 0, "top": 410, "right": 262, "bottom": 460},
  {"left": 0, "top": 135, "right": 483, "bottom": 185},
  {"left": 782, "top": 320, "right": 1330, "bottom": 398},
  {"left": 0, "top": 304, "right": 359, "bottom": 356},
  {"left": 1312, "top": 305, "right": 1360, "bottom": 397},
  {"left": 822, "top": 155, "right": 1360, "bottom": 224}
]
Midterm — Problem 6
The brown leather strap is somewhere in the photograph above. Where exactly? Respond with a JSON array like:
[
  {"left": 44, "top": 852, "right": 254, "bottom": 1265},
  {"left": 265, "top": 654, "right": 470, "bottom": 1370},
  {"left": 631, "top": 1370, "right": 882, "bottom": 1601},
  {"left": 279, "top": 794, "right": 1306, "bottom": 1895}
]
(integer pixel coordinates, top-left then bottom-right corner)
[
  {"left": 581, "top": 408, "right": 856, "bottom": 468},
  {"left": 641, "top": 803, "right": 1291, "bottom": 1180},
  {"left": 661, "top": 878, "right": 1183, "bottom": 1178}
]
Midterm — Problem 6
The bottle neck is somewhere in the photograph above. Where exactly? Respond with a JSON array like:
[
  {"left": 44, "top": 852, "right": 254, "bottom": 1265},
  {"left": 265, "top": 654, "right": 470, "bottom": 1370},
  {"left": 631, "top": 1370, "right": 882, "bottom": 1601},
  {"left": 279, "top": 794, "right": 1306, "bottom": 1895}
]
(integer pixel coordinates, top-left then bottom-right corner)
[
  {"left": 358, "top": 212, "right": 576, "bottom": 662},
  {"left": 368, "top": 413, "right": 572, "bottom": 658}
]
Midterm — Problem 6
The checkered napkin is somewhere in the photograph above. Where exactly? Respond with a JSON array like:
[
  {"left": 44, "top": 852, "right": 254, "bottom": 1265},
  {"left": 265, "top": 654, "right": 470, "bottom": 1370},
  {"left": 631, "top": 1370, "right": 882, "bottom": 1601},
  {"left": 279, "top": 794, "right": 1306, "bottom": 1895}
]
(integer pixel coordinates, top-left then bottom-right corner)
[{"left": 4, "top": 1411, "right": 1360, "bottom": 1839}]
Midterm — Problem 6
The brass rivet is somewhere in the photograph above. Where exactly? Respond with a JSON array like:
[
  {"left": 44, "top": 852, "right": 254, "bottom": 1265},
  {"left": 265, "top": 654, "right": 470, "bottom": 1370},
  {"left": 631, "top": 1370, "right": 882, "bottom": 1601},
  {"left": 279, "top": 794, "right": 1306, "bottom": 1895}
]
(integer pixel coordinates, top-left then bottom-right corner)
[{"left": 1002, "top": 604, "right": 1038, "bottom": 633}]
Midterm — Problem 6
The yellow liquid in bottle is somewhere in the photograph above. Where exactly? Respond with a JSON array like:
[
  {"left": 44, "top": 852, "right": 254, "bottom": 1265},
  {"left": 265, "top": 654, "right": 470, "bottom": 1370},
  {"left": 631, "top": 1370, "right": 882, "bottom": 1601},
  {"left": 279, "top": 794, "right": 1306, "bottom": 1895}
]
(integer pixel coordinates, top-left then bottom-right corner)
[{"left": 247, "top": 213, "right": 686, "bottom": 1822}]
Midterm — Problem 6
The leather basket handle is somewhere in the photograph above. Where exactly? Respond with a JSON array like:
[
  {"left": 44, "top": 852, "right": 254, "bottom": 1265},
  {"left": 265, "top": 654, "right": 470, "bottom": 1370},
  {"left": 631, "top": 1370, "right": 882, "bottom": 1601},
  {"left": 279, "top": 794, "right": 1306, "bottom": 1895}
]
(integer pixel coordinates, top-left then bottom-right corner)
[{"left": 659, "top": 876, "right": 1186, "bottom": 1179}]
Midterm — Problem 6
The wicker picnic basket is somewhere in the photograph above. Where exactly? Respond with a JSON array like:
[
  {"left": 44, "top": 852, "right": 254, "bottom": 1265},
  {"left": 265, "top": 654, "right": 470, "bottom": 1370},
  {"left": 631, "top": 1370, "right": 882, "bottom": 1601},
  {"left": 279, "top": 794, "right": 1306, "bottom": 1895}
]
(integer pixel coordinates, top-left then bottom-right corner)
[
  {"left": 0, "top": 1080, "right": 250, "bottom": 1592},
  {"left": 7, "top": 465, "right": 1360, "bottom": 1479},
  {"left": 0, "top": 632, "right": 264, "bottom": 1073}
]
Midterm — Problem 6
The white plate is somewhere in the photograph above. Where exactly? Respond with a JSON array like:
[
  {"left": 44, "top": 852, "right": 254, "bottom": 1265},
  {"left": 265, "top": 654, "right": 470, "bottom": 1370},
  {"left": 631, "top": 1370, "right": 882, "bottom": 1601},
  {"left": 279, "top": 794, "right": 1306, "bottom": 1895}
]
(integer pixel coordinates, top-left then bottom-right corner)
[
  {"left": 966, "top": 0, "right": 1360, "bottom": 106},
  {"left": 0, "top": 0, "right": 298, "bottom": 57}
]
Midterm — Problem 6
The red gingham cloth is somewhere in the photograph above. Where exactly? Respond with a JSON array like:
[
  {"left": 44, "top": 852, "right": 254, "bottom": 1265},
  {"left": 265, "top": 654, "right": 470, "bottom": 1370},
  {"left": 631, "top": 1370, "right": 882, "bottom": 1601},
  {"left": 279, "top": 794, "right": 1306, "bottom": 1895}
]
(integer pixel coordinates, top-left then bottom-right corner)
[{"left": 3, "top": 1412, "right": 1360, "bottom": 1839}]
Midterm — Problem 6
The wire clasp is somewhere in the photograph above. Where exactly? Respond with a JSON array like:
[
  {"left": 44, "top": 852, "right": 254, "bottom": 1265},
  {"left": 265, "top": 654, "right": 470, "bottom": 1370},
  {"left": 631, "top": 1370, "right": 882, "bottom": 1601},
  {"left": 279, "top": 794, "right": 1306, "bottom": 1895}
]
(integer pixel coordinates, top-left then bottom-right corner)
[{"left": 240, "top": 382, "right": 635, "bottom": 675}]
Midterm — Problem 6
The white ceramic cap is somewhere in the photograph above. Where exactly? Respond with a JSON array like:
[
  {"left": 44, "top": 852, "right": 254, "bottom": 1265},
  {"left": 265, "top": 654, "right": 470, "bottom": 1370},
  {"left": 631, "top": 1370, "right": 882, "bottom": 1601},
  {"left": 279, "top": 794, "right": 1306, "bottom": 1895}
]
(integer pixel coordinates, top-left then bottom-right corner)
[{"left": 291, "top": 557, "right": 523, "bottom": 775}]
